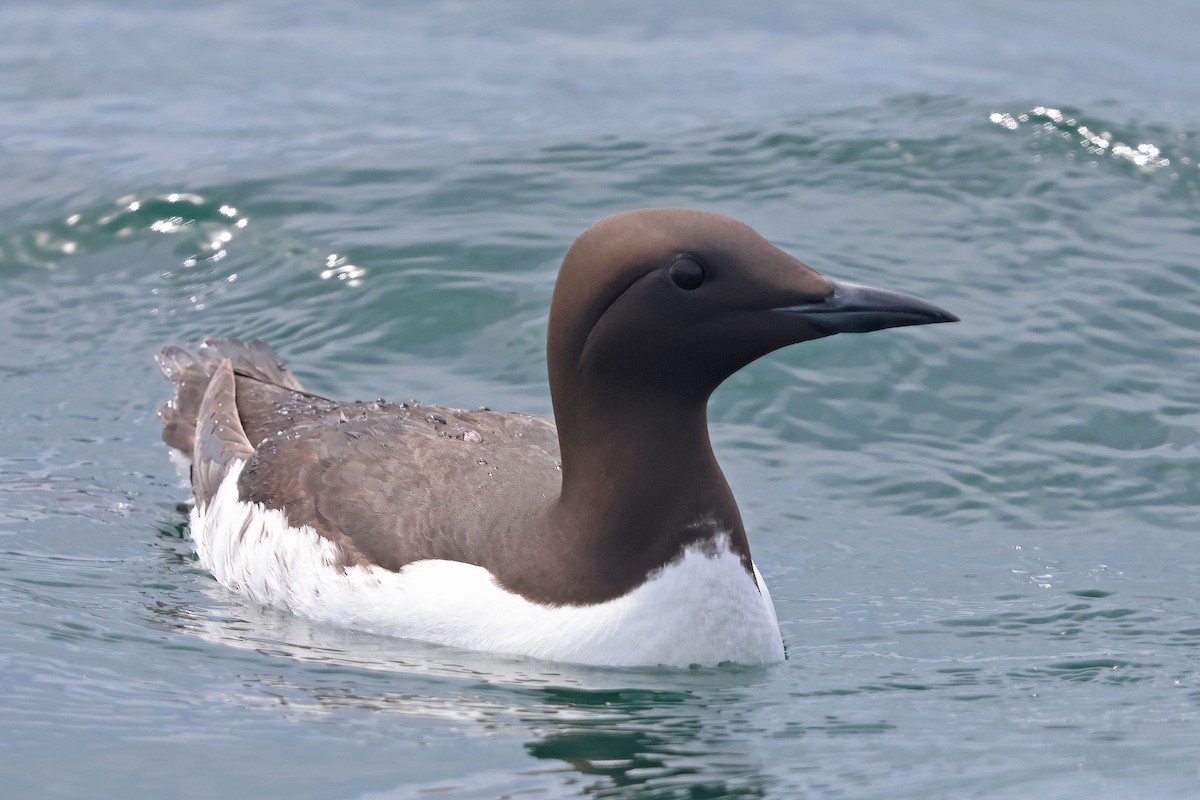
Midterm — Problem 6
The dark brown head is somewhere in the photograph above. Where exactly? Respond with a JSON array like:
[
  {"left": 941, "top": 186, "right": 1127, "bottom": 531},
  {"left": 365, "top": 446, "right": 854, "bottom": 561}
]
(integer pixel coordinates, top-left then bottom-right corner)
[
  {"left": 547, "top": 208, "right": 957, "bottom": 412},
  {"left": 533, "top": 209, "right": 957, "bottom": 598}
]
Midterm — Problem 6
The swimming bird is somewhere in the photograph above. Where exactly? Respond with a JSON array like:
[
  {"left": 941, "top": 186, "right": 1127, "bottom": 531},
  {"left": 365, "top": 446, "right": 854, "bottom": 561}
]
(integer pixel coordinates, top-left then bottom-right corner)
[{"left": 157, "top": 208, "right": 956, "bottom": 667}]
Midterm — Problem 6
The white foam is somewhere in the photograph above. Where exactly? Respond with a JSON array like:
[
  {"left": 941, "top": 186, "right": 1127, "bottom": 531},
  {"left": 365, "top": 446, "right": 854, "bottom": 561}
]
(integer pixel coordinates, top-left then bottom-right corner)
[{"left": 167, "top": 447, "right": 192, "bottom": 486}]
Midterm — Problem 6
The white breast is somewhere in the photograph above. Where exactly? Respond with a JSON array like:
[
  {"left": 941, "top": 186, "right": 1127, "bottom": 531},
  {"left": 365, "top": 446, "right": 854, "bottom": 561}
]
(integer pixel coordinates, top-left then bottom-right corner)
[{"left": 189, "top": 461, "right": 786, "bottom": 667}]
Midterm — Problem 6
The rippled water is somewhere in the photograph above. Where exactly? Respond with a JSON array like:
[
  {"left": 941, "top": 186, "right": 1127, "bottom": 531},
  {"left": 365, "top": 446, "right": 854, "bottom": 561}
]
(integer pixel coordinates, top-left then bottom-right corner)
[{"left": 2, "top": 2, "right": 1199, "bottom": 798}]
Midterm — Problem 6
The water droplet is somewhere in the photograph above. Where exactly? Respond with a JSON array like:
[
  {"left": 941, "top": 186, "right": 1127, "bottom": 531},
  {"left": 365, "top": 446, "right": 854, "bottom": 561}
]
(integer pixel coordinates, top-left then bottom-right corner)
[{"left": 455, "top": 427, "right": 483, "bottom": 443}]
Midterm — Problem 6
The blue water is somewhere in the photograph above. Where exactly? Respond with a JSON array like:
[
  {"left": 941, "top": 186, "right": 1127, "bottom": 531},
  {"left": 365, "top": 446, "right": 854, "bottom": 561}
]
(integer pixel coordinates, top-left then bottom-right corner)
[{"left": 2, "top": 2, "right": 1199, "bottom": 797}]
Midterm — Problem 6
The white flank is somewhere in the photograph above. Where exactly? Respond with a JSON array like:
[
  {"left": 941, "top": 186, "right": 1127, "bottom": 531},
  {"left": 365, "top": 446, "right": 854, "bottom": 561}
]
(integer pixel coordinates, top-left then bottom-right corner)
[{"left": 190, "top": 461, "right": 786, "bottom": 668}]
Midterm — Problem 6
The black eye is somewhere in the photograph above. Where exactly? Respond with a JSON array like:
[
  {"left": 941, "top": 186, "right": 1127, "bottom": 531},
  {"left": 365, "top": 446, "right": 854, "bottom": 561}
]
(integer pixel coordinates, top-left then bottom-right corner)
[{"left": 669, "top": 256, "right": 705, "bottom": 290}]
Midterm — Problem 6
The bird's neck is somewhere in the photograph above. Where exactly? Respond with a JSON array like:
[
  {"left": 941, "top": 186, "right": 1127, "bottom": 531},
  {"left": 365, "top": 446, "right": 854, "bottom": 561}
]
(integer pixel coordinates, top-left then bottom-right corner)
[{"left": 523, "top": 386, "right": 754, "bottom": 602}]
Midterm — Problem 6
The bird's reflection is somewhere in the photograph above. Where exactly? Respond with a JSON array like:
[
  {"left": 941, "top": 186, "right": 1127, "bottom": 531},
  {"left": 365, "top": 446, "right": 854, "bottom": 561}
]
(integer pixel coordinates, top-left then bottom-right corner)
[{"left": 522, "top": 687, "right": 769, "bottom": 797}]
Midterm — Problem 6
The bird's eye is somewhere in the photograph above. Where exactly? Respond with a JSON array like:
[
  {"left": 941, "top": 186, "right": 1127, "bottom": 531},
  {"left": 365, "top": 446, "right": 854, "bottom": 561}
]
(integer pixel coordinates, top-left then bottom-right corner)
[{"left": 669, "top": 256, "right": 705, "bottom": 290}]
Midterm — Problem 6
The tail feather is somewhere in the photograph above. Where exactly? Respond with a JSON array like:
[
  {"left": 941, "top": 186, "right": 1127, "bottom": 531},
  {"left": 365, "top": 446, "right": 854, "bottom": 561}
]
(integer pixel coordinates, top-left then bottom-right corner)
[{"left": 156, "top": 337, "right": 304, "bottom": 459}]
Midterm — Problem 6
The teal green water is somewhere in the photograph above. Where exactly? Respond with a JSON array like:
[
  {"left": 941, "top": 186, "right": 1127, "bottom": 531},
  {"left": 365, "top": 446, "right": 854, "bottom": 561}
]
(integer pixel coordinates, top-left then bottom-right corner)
[{"left": 2, "top": 2, "right": 1199, "bottom": 798}]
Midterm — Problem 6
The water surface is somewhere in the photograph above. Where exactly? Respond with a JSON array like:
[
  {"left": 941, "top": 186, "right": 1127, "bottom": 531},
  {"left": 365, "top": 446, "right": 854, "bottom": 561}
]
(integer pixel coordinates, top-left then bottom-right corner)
[{"left": 1, "top": 2, "right": 1198, "bottom": 798}]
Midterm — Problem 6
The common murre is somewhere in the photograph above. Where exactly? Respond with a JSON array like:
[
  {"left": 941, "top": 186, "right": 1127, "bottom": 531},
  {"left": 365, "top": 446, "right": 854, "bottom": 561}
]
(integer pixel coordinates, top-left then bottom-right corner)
[{"left": 157, "top": 208, "right": 957, "bottom": 667}]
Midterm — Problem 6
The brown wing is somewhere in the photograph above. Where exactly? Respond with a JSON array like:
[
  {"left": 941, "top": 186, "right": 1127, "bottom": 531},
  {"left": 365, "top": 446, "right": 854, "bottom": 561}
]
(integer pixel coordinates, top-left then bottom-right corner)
[
  {"left": 191, "top": 359, "right": 255, "bottom": 506},
  {"left": 159, "top": 336, "right": 563, "bottom": 573},
  {"left": 235, "top": 400, "right": 562, "bottom": 573}
]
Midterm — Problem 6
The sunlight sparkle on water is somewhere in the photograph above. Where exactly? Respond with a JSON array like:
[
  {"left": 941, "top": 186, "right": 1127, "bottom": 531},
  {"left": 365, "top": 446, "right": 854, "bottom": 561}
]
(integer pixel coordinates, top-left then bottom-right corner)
[
  {"left": 320, "top": 253, "right": 366, "bottom": 287},
  {"left": 990, "top": 106, "right": 1171, "bottom": 170},
  {"left": 150, "top": 217, "right": 187, "bottom": 233}
]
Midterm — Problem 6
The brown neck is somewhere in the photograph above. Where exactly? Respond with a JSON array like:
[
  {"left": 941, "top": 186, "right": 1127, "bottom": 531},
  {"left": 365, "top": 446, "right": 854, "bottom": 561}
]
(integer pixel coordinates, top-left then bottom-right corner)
[{"left": 510, "top": 381, "right": 753, "bottom": 603}]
